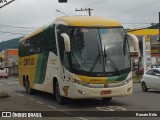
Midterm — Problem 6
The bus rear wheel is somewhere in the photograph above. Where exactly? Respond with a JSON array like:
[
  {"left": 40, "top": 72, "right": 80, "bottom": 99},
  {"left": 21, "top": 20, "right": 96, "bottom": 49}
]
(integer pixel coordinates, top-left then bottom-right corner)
[
  {"left": 55, "top": 81, "right": 65, "bottom": 104},
  {"left": 25, "top": 80, "right": 32, "bottom": 94}
]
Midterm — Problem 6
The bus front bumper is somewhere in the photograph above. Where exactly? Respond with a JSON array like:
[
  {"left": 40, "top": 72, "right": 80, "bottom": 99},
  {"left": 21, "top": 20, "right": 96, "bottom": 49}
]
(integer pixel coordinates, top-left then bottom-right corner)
[{"left": 70, "top": 80, "right": 132, "bottom": 99}]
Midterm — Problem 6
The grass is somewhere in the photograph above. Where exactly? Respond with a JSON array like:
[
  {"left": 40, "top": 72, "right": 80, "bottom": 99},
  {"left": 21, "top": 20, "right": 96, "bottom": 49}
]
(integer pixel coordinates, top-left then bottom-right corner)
[{"left": 0, "top": 91, "right": 9, "bottom": 99}]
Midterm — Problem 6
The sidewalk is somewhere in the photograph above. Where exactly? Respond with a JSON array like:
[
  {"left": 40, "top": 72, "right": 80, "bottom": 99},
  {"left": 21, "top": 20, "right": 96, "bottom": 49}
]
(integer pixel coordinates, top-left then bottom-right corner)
[{"left": 0, "top": 85, "right": 52, "bottom": 111}]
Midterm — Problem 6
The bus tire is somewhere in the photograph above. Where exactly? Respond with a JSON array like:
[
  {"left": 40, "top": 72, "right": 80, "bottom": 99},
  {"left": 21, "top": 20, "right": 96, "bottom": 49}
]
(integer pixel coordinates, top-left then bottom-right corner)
[
  {"left": 25, "top": 79, "right": 33, "bottom": 94},
  {"left": 54, "top": 80, "right": 65, "bottom": 104},
  {"left": 102, "top": 97, "right": 112, "bottom": 102}
]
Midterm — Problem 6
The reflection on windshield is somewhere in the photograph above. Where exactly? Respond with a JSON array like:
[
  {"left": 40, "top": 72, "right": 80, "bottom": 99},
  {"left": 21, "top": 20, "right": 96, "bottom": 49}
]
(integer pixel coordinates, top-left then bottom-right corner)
[
  {"left": 69, "top": 27, "right": 130, "bottom": 75},
  {"left": 99, "top": 28, "right": 130, "bottom": 72}
]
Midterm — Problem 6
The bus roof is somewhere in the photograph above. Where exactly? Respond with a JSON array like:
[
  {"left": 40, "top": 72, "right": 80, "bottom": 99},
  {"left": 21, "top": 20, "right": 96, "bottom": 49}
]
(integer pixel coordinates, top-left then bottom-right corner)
[
  {"left": 20, "top": 16, "right": 122, "bottom": 43},
  {"left": 55, "top": 16, "right": 122, "bottom": 27}
]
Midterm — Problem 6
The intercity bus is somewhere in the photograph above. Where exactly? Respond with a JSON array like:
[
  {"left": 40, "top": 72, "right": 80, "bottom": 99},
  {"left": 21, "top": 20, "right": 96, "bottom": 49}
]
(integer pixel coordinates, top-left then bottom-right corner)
[{"left": 19, "top": 16, "right": 135, "bottom": 104}]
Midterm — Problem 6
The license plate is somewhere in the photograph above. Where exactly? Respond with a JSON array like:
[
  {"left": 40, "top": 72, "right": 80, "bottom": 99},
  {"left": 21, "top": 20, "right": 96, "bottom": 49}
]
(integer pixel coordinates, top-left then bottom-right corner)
[{"left": 101, "top": 90, "right": 111, "bottom": 95}]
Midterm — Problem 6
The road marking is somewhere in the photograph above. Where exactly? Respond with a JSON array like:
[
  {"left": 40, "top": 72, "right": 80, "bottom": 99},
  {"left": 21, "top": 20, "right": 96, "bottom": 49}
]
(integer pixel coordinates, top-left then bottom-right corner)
[
  {"left": 37, "top": 101, "right": 44, "bottom": 105},
  {"left": 16, "top": 93, "right": 24, "bottom": 96},
  {"left": 47, "top": 105, "right": 56, "bottom": 109},
  {"left": 96, "top": 106, "right": 126, "bottom": 111},
  {"left": 60, "top": 110, "right": 71, "bottom": 115},
  {"left": 78, "top": 117, "right": 88, "bottom": 120},
  {"left": 29, "top": 98, "right": 34, "bottom": 101},
  {"left": 7, "top": 82, "right": 19, "bottom": 85}
]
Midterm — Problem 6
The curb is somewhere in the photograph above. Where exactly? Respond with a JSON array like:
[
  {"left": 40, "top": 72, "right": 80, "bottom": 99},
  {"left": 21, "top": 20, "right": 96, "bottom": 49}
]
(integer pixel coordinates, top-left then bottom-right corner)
[{"left": 133, "top": 81, "right": 141, "bottom": 83}]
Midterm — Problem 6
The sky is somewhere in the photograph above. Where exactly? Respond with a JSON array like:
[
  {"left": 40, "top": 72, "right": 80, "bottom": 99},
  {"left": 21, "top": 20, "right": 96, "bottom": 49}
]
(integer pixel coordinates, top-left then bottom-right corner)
[{"left": 0, "top": 0, "right": 160, "bottom": 41}]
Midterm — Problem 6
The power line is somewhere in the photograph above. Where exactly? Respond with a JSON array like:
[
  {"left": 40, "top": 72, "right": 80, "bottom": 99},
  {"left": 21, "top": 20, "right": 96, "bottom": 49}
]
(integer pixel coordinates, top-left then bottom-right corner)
[
  {"left": 68, "top": 0, "right": 99, "bottom": 16},
  {"left": 69, "top": 0, "right": 112, "bottom": 16},
  {"left": 112, "top": 0, "right": 158, "bottom": 18},
  {"left": 85, "top": 0, "right": 110, "bottom": 8},
  {"left": 122, "top": 22, "right": 156, "bottom": 25},
  {"left": 84, "top": 0, "right": 100, "bottom": 7},
  {"left": 0, "top": 30, "right": 28, "bottom": 35},
  {"left": 0, "top": 24, "right": 38, "bottom": 29},
  {"left": 75, "top": 8, "right": 94, "bottom": 16},
  {"left": 0, "top": 0, "right": 15, "bottom": 9},
  {"left": 125, "top": 26, "right": 152, "bottom": 32}
]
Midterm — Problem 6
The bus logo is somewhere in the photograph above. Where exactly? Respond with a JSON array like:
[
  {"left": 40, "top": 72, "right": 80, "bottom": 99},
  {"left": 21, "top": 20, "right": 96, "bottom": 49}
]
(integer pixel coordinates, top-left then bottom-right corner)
[{"left": 2, "top": 112, "right": 11, "bottom": 117}]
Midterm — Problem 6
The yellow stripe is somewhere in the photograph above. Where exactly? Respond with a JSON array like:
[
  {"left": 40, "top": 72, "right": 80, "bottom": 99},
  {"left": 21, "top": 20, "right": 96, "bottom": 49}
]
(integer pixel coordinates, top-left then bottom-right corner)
[
  {"left": 128, "top": 29, "right": 159, "bottom": 36},
  {"left": 77, "top": 75, "right": 108, "bottom": 84}
]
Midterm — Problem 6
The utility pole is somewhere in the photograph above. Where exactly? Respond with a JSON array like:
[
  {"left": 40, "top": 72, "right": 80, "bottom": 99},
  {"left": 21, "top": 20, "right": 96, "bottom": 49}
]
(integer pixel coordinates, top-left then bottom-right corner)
[{"left": 75, "top": 8, "right": 93, "bottom": 16}]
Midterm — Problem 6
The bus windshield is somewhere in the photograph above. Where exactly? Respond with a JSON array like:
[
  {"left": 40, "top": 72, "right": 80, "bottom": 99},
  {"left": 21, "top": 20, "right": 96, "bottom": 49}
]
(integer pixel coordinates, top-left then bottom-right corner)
[{"left": 68, "top": 27, "right": 130, "bottom": 76}]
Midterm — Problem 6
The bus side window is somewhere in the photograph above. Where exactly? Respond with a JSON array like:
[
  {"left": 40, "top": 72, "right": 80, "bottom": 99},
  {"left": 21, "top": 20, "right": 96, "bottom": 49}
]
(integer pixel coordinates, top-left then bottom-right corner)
[
  {"left": 19, "top": 42, "right": 28, "bottom": 57},
  {"left": 34, "top": 36, "right": 41, "bottom": 54},
  {"left": 48, "top": 25, "right": 57, "bottom": 54},
  {"left": 41, "top": 32, "right": 48, "bottom": 52},
  {"left": 41, "top": 25, "right": 57, "bottom": 55}
]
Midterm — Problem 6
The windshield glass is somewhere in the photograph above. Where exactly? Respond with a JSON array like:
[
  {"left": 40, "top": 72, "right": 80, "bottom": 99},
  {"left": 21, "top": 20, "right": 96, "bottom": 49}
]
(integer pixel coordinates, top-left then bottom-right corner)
[
  {"left": 99, "top": 28, "right": 130, "bottom": 72},
  {"left": 68, "top": 27, "right": 130, "bottom": 76}
]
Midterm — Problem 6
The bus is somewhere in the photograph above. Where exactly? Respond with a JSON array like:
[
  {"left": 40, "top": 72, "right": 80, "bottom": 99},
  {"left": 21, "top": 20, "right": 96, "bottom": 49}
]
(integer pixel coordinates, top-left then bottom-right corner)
[{"left": 19, "top": 16, "right": 136, "bottom": 104}]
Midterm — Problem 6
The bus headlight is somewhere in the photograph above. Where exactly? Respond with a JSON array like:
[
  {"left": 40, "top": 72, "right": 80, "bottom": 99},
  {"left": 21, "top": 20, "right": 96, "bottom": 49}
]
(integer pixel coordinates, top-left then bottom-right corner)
[
  {"left": 68, "top": 77, "right": 89, "bottom": 86},
  {"left": 124, "top": 78, "right": 132, "bottom": 84}
]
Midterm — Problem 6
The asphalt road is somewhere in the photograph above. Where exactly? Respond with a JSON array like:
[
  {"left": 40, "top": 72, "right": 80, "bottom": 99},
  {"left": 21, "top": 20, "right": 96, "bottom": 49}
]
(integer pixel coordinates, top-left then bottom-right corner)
[{"left": 0, "top": 77, "right": 160, "bottom": 120}]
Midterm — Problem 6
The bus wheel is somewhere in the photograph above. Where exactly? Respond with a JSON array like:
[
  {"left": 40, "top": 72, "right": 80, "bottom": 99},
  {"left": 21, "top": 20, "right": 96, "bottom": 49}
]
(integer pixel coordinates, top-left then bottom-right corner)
[
  {"left": 25, "top": 80, "right": 32, "bottom": 94},
  {"left": 102, "top": 97, "right": 112, "bottom": 102},
  {"left": 55, "top": 81, "right": 65, "bottom": 104}
]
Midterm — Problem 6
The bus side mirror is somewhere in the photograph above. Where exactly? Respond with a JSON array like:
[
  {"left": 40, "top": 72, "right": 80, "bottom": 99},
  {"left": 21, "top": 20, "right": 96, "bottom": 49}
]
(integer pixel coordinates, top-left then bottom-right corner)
[
  {"left": 126, "top": 33, "right": 140, "bottom": 57},
  {"left": 61, "top": 33, "right": 71, "bottom": 52}
]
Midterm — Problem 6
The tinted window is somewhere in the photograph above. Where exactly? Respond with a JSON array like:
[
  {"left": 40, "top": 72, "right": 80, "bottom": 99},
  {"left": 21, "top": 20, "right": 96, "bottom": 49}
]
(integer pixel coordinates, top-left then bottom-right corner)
[
  {"left": 153, "top": 70, "right": 160, "bottom": 76},
  {"left": 19, "top": 24, "right": 57, "bottom": 57},
  {"left": 146, "top": 70, "right": 154, "bottom": 75}
]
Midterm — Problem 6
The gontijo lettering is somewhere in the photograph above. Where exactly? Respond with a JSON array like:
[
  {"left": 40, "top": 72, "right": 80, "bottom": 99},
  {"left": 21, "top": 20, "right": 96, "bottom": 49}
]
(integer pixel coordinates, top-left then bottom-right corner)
[{"left": 24, "top": 58, "right": 34, "bottom": 66}]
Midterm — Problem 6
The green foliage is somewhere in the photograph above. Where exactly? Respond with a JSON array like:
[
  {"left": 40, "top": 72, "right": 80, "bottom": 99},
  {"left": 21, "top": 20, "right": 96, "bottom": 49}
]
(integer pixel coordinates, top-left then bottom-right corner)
[
  {"left": 0, "top": 37, "right": 21, "bottom": 51},
  {"left": 148, "top": 23, "right": 160, "bottom": 29}
]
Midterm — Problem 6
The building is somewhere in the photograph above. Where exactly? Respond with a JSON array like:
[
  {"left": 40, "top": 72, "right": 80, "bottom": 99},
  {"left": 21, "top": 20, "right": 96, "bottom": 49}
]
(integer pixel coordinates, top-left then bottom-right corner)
[
  {"left": 0, "top": 50, "right": 4, "bottom": 68},
  {"left": 4, "top": 49, "right": 18, "bottom": 76},
  {"left": 127, "top": 25, "right": 160, "bottom": 73}
]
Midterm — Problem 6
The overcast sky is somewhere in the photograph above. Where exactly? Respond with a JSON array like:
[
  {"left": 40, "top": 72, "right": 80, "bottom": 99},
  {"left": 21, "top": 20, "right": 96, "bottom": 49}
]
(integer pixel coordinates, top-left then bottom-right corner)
[{"left": 0, "top": 0, "right": 160, "bottom": 41}]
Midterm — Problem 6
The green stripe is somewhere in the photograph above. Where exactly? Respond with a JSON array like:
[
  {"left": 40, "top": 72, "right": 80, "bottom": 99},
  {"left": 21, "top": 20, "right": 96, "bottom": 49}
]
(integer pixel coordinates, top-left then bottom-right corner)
[
  {"left": 107, "top": 73, "right": 129, "bottom": 83},
  {"left": 35, "top": 52, "right": 49, "bottom": 84}
]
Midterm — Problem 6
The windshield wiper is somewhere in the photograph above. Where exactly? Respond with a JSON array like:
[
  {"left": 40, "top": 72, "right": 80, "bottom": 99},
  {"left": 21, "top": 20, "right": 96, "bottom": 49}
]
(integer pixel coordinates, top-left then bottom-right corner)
[
  {"left": 103, "top": 46, "right": 120, "bottom": 75},
  {"left": 89, "top": 45, "right": 102, "bottom": 72}
]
